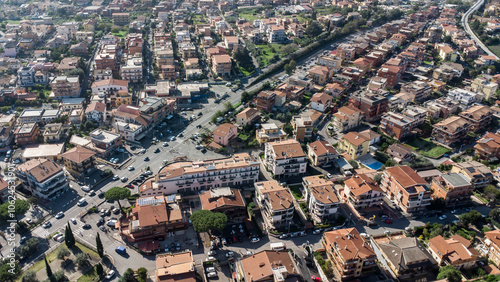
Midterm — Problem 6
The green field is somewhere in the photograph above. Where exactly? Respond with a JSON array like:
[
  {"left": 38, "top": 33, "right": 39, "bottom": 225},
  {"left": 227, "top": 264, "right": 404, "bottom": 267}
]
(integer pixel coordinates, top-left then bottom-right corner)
[
  {"left": 112, "top": 30, "right": 127, "bottom": 38},
  {"left": 239, "top": 13, "right": 259, "bottom": 22},
  {"left": 192, "top": 14, "right": 206, "bottom": 25},
  {"left": 405, "top": 137, "right": 451, "bottom": 159},
  {"left": 255, "top": 43, "right": 284, "bottom": 67},
  {"left": 488, "top": 45, "right": 500, "bottom": 58}
]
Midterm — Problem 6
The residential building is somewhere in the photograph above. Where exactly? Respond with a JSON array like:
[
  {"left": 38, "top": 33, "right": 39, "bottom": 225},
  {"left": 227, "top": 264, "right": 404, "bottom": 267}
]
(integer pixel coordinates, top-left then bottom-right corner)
[
  {"left": 447, "top": 88, "right": 479, "bottom": 107},
  {"left": 94, "top": 53, "right": 118, "bottom": 72},
  {"left": 318, "top": 56, "right": 342, "bottom": 71},
  {"left": 61, "top": 146, "right": 96, "bottom": 175},
  {"left": 377, "top": 65, "right": 402, "bottom": 88},
  {"left": 429, "top": 234, "right": 479, "bottom": 269},
  {"left": 371, "top": 235, "right": 436, "bottom": 281},
  {"left": 379, "top": 112, "right": 417, "bottom": 140},
  {"left": 310, "top": 92, "right": 333, "bottom": 112},
  {"left": 113, "top": 122, "right": 144, "bottom": 142},
  {"left": 471, "top": 76, "right": 499, "bottom": 100},
  {"left": 349, "top": 93, "right": 388, "bottom": 122},
  {"left": 475, "top": 132, "right": 500, "bottom": 160},
  {"left": 256, "top": 123, "right": 286, "bottom": 144},
  {"left": 323, "top": 228, "right": 377, "bottom": 279},
  {"left": 343, "top": 174, "right": 384, "bottom": 210},
  {"left": 267, "top": 25, "right": 286, "bottom": 43},
  {"left": 235, "top": 108, "right": 260, "bottom": 126},
  {"left": 303, "top": 175, "right": 340, "bottom": 224},
  {"left": 435, "top": 43, "right": 458, "bottom": 62},
  {"left": 156, "top": 252, "right": 196, "bottom": 282},
  {"left": 401, "top": 80, "right": 431, "bottom": 102},
  {"left": 432, "top": 116, "right": 469, "bottom": 146},
  {"left": 14, "top": 123, "right": 39, "bottom": 146},
  {"left": 199, "top": 187, "right": 246, "bottom": 223},
  {"left": 451, "top": 161, "right": 492, "bottom": 188},
  {"left": 43, "top": 123, "right": 64, "bottom": 143},
  {"left": 118, "top": 195, "right": 187, "bottom": 243},
  {"left": 113, "top": 13, "right": 130, "bottom": 26},
  {"left": 212, "top": 55, "right": 232, "bottom": 77},
  {"left": 85, "top": 102, "right": 106, "bottom": 124},
  {"left": 381, "top": 165, "right": 432, "bottom": 213},
  {"left": 332, "top": 106, "right": 363, "bottom": 133},
  {"left": 309, "top": 66, "right": 333, "bottom": 85},
  {"left": 432, "top": 62, "right": 464, "bottom": 81},
  {"left": 21, "top": 144, "right": 64, "bottom": 162},
  {"left": 338, "top": 130, "right": 380, "bottom": 160},
  {"left": 91, "top": 78, "right": 128, "bottom": 95},
  {"left": 307, "top": 140, "right": 338, "bottom": 167},
  {"left": 459, "top": 105, "right": 492, "bottom": 133},
  {"left": 121, "top": 56, "right": 143, "bottom": 82},
  {"left": 292, "top": 115, "right": 313, "bottom": 141},
  {"left": 387, "top": 143, "right": 414, "bottom": 164},
  {"left": 236, "top": 250, "right": 302, "bottom": 282},
  {"left": 264, "top": 139, "right": 307, "bottom": 178},
  {"left": 431, "top": 172, "right": 472, "bottom": 207},
  {"left": 17, "top": 66, "right": 35, "bottom": 87},
  {"left": 15, "top": 158, "right": 69, "bottom": 200},
  {"left": 254, "top": 180, "right": 294, "bottom": 230},
  {"left": 87, "top": 129, "right": 121, "bottom": 158},
  {"left": 19, "top": 109, "right": 44, "bottom": 124},
  {"left": 50, "top": 76, "right": 80, "bottom": 98},
  {"left": 213, "top": 123, "right": 238, "bottom": 146},
  {"left": 139, "top": 153, "right": 259, "bottom": 196},
  {"left": 255, "top": 91, "right": 276, "bottom": 112}
]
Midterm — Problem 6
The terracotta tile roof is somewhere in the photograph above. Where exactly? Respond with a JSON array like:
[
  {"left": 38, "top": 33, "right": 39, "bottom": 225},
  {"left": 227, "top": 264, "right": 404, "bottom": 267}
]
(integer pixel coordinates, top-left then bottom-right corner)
[
  {"left": 91, "top": 78, "right": 128, "bottom": 88},
  {"left": 303, "top": 175, "right": 339, "bottom": 204},
  {"left": 308, "top": 140, "right": 337, "bottom": 157},
  {"left": 344, "top": 174, "right": 383, "bottom": 196},
  {"left": 16, "top": 158, "right": 63, "bottom": 183},
  {"left": 0, "top": 177, "right": 8, "bottom": 192},
  {"left": 310, "top": 92, "right": 333, "bottom": 105},
  {"left": 199, "top": 188, "right": 245, "bottom": 210},
  {"left": 156, "top": 252, "right": 195, "bottom": 280},
  {"left": 428, "top": 234, "right": 478, "bottom": 264},
  {"left": 61, "top": 146, "right": 96, "bottom": 163},
  {"left": 323, "top": 228, "right": 375, "bottom": 261},
  {"left": 132, "top": 196, "right": 184, "bottom": 227},
  {"left": 255, "top": 180, "right": 294, "bottom": 211},
  {"left": 86, "top": 101, "right": 106, "bottom": 113},
  {"left": 460, "top": 105, "right": 491, "bottom": 121},
  {"left": 213, "top": 54, "right": 231, "bottom": 64},
  {"left": 239, "top": 250, "right": 298, "bottom": 281},
  {"left": 434, "top": 116, "right": 469, "bottom": 132},
  {"left": 267, "top": 139, "right": 305, "bottom": 159},
  {"left": 236, "top": 107, "right": 259, "bottom": 120},
  {"left": 385, "top": 165, "right": 427, "bottom": 189},
  {"left": 338, "top": 105, "right": 361, "bottom": 116},
  {"left": 213, "top": 123, "right": 237, "bottom": 137},
  {"left": 341, "top": 132, "right": 369, "bottom": 147}
]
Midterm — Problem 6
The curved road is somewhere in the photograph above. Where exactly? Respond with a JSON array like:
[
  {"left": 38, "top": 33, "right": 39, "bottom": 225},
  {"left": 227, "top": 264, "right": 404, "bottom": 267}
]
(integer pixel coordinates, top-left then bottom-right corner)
[{"left": 462, "top": 0, "right": 499, "bottom": 59}]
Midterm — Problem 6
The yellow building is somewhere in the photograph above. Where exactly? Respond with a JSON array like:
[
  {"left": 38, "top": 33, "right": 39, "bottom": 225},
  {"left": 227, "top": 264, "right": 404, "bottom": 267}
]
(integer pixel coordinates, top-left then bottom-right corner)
[
  {"left": 110, "top": 90, "right": 132, "bottom": 108},
  {"left": 338, "top": 130, "right": 380, "bottom": 159},
  {"left": 256, "top": 123, "right": 287, "bottom": 144}
]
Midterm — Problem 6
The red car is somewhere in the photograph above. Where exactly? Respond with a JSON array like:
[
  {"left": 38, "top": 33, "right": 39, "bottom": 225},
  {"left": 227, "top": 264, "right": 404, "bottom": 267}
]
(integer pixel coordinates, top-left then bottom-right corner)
[
  {"left": 125, "top": 184, "right": 134, "bottom": 188},
  {"left": 385, "top": 219, "right": 393, "bottom": 224},
  {"left": 311, "top": 276, "right": 321, "bottom": 282}
]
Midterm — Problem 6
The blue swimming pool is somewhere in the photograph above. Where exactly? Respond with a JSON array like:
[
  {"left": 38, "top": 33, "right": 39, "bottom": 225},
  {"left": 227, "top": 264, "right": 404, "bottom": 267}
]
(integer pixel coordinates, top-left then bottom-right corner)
[{"left": 364, "top": 160, "right": 384, "bottom": 170}]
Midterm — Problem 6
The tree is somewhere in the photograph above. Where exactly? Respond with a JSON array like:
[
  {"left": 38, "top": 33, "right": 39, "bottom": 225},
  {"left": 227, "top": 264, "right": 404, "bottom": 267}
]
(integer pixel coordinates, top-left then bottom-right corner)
[
  {"left": 96, "top": 233, "right": 104, "bottom": 257},
  {"left": 111, "top": 27, "right": 120, "bottom": 34},
  {"left": 224, "top": 102, "right": 234, "bottom": 112},
  {"left": 56, "top": 247, "right": 70, "bottom": 261},
  {"left": 75, "top": 253, "right": 90, "bottom": 269},
  {"left": 190, "top": 210, "right": 228, "bottom": 233},
  {"left": 437, "top": 265, "right": 462, "bottom": 282},
  {"left": 429, "top": 198, "right": 446, "bottom": 210},
  {"left": 137, "top": 267, "right": 148, "bottom": 282},
  {"left": 105, "top": 187, "right": 131, "bottom": 210},
  {"left": 283, "top": 124, "right": 293, "bottom": 135},
  {"left": 284, "top": 60, "right": 296, "bottom": 75},
  {"left": 22, "top": 270, "right": 38, "bottom": 282},
  {"left": 373, "top": 174, "right": 382, "bottom": 184},
  {"left": 96, "top": 263, "right": 104, "bottom": 278},
  {"left": 45, "top": 256, "right": 53, "bottom": 281},
  {"left": 306, "top": 21, "right": 323, "bottom": 37},
  {"left": 484, "top": 185, "right": 500, "bottom": 201},
  {"left": 27, "top": 196, "right": 38, "bottom": 207},
  {"left": 459, "top": 210, "right": 483, "bottom": 226},
  {"left": 65, "top": 223, "right": 75, "bottom": 248},
  {"left": 52, "top": 270, "right": 68, "bottom": 282},
  {"left": 348, "top": 160, "right": 359, "bottom": 169},
  {"left": 118, "top": 268, "right": 136, "bottom": 282},
  {"left": 0, "top": 199, "right": 30, "bottom": 222},
  {"left": 241, "top": 91, "right": 253, "bottom": 103},
  {"left": 490, "top": 208, "right": 499, "bottom": 221}
]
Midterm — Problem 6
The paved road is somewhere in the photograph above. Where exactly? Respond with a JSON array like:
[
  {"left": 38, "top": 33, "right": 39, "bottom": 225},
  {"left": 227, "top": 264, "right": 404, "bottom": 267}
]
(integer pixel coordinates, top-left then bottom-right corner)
[{"left": 462, "top": 0, "right": 499, "bottom": 59}]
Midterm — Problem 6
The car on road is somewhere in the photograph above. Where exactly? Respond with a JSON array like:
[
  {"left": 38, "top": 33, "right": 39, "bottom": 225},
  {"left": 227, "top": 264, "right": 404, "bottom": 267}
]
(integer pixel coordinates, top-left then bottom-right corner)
[
  {"left": 121, "top": 177, "right": 128, "bottom": 182},
  {"left": 144, "top": 157, "right": 149, "bottom": 161},
  {"left": 112, "top": 175, "right": 119, "bottom": 181},
  {"left": 88, "top": 190, "right": 96, "bottom": 196},
  {"left": 25, "top": 218, "right": 33, "bottom": 225},
  {"left": 112, "top": 158, "right": 119, "bottom": 164},
  {"left": 170, "top": 136, "right": 176, "bottom": 141},
  {"left": 140, "top": 149, "right": 146, "bottom": 154},
  {"left": 42, "top": 222, "right": 52, "bottom": 228},
  {"left": 311, "top": 275, "right": 322, "bottom": 282},
  {"left": 250, "top": 237, "right": 260, "bottom": 243},
  {"left": 195, "top": 145, "right": 202, "bottom": 149},
  {"left": 226, "top": 251, "right": 234, "bottom": 258},
  {"left": 279, "top": 234, "right": 288, "bottom": 239},
  {"left": 205, "top": 256, "right": 216, "bottom": 261},
  {"left": 299, "top": 231, "right": 307, "bottom": 236},
  {"left": 312, "top": 229, "right": 322, "bottom": 235},
  {"left": 113, "top": 208, "right": 120, "bottom": 214},
  {"left": 163, "top": 142, "right": 168, "bottom": 147},
  {"left": 70, "top": 218, "right": 77, "bottom": 224},
  {"left": 439, "top": 215, "right": 448, "bottom": 220},
  {"left": 154, "top": 148, "right": 160, "bottom": 153},
  {"left": 207, "top": 272, "right": 218, "bottom": 278},
  {"left": 105, "top": 270, "right": 115, "bottom": 280},
  {"left": 125, "top": 184, "right": 134, "bottom": 188},
  {"left": 385, "top": 219, "right": 393, "bottom": 224},
  {"left": 81, "top": 186, "right": 91, "bottom": 192},
  {"left": 128, "top": 166, "right": 135, "bottom": 171},
  {"left": 97, "top": 191, "right": 105, "bottom": 198},
  {"left": 82, "top": 223, "right": 91, "bottom": 230},
  {"left": 20, "top": 236, "right": 28, "bottom": 244},
  {"left": 97, "top": 218, "right": 104, "bottom": 227},
  {"left": 55, "top": 212, "right": 64, "bottom": 219},
  {"left": 207, "top": 250, "right": 216, "bottom": 256},
  {"left": 290, "top": 232, "right": 299, "bottom": 238}
]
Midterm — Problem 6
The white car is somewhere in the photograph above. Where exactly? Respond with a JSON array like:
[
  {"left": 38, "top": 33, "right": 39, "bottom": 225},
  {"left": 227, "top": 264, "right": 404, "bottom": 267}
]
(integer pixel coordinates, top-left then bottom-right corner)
[
  {"left": 128, "top": 166, "right": 135, "bottom": 171},
  {"left": 163, "top": 142, "right": 168, "bottom": 147},
  {"left": 81, "top": 186, "right": 91, "bottom": 192},
  {"left": 207, "top": 272, "right": 218, "bottom": 278},
  {"left": 206, "top": 267, "right": 216, "bottom": 273},
  {"left": 439, "top": 215, "right": 447, "bottom": 220},
  {"left": 112, "top": 175, "right": 119, "bottom": 181},
  {"left": 70, "top": 218, "right": 77, "bottom": 224},
  {"left": 105, "top": 270, "right": 115, "bottom": 279},
  {"left": 170, "top": 136, "right": 176, "bottom": 141},
  {"left": 250, "top": 237, "right": 260, "bottom": 243},
  {"left": 312, "top": 229, "right": 322, "bottom": 235},
  {"left": 207, "top": 250, "right": 216, "bottom": 256},
  {"left": 206, "top": 256, "right": 216, "bottom": 261},
  {"left": 55, "top": 212, "right": 64, "bottom": 219},
  {"left": 225, "top": 251, "right": 234, "bottom": 258}
]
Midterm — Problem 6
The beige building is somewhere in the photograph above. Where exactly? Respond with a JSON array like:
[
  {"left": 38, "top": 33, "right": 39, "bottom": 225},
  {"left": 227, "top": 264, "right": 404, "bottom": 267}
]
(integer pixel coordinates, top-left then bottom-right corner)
[
  {"left": 451, "top": 161, "right": 492, "bottom": 188},
  {"left": 307, "top": 140, "right": 338, "bottom": 167},
  {"left": 264, "top": 139, "right": 307, "bottom": 178},
  {"left": 332, "top": 106, "right": 363, "bottom": 133},
  {"left": 43, "top": 123, "right": 64, "bottom": 143},
  {"left": 212, "top": 55, "right": 232, "bottom": 77},
  {"left": 303, "top": 175, "right": 339, "bottom": 224},
  {"left": 254, "top": 180, "right": 294, "bottom": 230},
  {"left": 256, "top": 123, "right": 286, "bottom": 144},
  {"left": 50, "top": 76, "right": 80, "bottom": 98}
]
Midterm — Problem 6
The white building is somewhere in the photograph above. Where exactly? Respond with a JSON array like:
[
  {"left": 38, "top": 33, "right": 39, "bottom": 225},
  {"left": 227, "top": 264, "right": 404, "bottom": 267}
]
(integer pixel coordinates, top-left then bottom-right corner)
[
  {"left": 264, "top": 139, "right": 307, "bottom": 178},
  {"left": 447, "top": 88, "right": 480, "bottom": 107},
  {"left": 121, "top": 56, "right": 143, "bottom": 82},
  {"left": 254, "top": 180, "right": 294, "bottom": 230},
  {"left": 18, "top": 66, "right": 35, "bottom": 87},
  {"left": 303, "top": 176, "right": 340, "bottom": 224},
  {"left": 15, "top": 158, "right": 69, "bottom": 200}
]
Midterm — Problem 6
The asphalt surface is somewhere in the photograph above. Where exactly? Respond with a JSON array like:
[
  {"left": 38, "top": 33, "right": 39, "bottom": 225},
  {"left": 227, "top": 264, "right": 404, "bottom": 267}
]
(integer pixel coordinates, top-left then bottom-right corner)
[{"left": 461, "top": 0, "right": 499, "bottom": 59}]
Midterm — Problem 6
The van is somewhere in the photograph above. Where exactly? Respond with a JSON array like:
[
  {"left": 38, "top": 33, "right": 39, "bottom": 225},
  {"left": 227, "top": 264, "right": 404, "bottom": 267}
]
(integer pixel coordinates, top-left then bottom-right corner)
[
  {"left": 270, "top": 242, "right": 286, "bottom": 251},
  {"left": 77, "top": 198, "right": 87, "bottom": 206}
]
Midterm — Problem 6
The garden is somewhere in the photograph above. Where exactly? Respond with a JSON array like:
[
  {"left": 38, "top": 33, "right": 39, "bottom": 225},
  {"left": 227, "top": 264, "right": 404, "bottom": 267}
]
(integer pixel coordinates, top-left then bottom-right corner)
[{"left": 405, "top": 137, "right": 451, "bottom": 158}]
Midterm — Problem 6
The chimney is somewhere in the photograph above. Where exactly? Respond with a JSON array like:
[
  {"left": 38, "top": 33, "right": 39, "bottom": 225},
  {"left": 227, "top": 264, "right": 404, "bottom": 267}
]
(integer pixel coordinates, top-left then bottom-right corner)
[{"left": 345, "top": 245, "right": 348, "bottom": 250}]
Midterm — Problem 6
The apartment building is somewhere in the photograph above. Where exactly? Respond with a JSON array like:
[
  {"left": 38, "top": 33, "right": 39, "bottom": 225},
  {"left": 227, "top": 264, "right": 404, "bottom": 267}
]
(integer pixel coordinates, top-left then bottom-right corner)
[
  {"left": 349, "top": 92, "right": 388, "bottom": 122},
  {"left": 459, "top": 105, "right": 492, "bottom": 133},
  {"left": 264, "top": 139, "right": 307, "bottom": 178},
  {"left": 387, "top": 143, "right": 414, "bottom": 164},
  {"left": 429, "top": 234, "right": 479, "bottom": 269},
  {"left": 61, "top": 146, "right": 96, "bottom": 175},
  {"left": 212, "top": 55, "right": 232, "bottom": 77},
  {"left": 85, "top": 102, "right": 106, "bottom": 124},
  {"left": 199, "top": 187, "right": 246, "bottom": 223},
  {"left": 94, "top": 53, "right": 118, "bottom": 72},
  {"left": 112, "top": 13, "right": 130, "bottom": 26},
  {"left": 431, "top": 116, "right": 469, "bottom": 146},
  {"left": 118, "top": 195, "right": 187, "bottom": 243},
  {"left": 401, "top": 80, "right": 431, "bottom": 102},
  {"left": 323, "top": 228, "right": 377, "bottom": 279},
  {"left": 255, "top": 91, "right": 276, "bottom": 112},
  {"left": 43, "top": 123, "right": 63, "bottom": 143},
  {"left": 447, "top": 88, "right": 479, "bottom": 107},
  {"left": 303, "top": 175, "right": 340, "bottom": 224},
  {"left": 17, "top": 66, "right": 35, "bottom": 87},
  {"left": 332, "top": 106, "right": 363, "bottom": 133},
  {"left": 379, "top": 112, "right": 417, "bottom": 140},
  {"left": 50, "top": 76, "right": 80, "bottom": 98},
  {"left": 451, "top": 161, "right": 492, "bottom": 188},
  {"left": 254, "top": 180, "right": 294, "bottom": 230},
  {"left": 236, "top": 251, "right": 302, "bottom": 282},
  {"left": 292, "top": 115, "right": 313, "bottom": 141},
  {"left": 267, "top": 25, "right": 286, "bottom": 43},
  {"left": 471, "top": 76, "right": 499, "bottom": 100},
  {"left": 140, "top": 153, "right": 259, "bottom": 196},
  {"left": 377, "top": 65, "right": 402, "bottom": 88},
  {"left": 156, "top": 252, "right": 196, "bottom": 282},
  {"left": 121, "top": 56, "right": 143, "bottom": 82},
  {"left": 256, "top": 123, "right": 287, "bottom": 144},
  {"left": 475, "top": 132, "right": 500, "bottom": 160},
  {"left": 309, "top": 66, "right": 333, "bottom": 85},
  {"left": 381, "top": 166, "right": 432, "bottom": 213},
  {"left": 87, "top": 129, "right": 121, "bottom": 158},
  {"left": 235, "top": 107, "right": 260, "bottom": 126},
  {"left": 343, "top": 174, "right": 384, "bottom": 210},
  {"left": 318, "top": 56, "right": 342, "bottom": 71},
  {"left": 91, "top": 78, "right": 128, "bottom": 95},
  {"left": 310, "top": 92, "right": 333, "bottom": 112},
  {"left": 307, "top": 140, "right": 338, "bottom": 167},
  {"left": 336, "top": 43, "right": 356, "bottom": 62},
  {"left": 338, "top": 130, "right": 380, "bottom": 160},
  {"left": 213, "top": 123, "right": 238, "bottom": 146},
  {"left": 15, "top": 158, "right": 69, "bottom": 200},
  {"left": 431, "top": 172, "right": 472, "bottom": 207},
  {"left": 14, "top": 123, "right": 39, "bottom": 146}
]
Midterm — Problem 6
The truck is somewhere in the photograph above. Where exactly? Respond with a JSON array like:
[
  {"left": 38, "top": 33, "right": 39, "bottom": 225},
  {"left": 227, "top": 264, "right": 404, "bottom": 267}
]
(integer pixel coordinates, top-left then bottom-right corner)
[{"left": 270, "top": 242, "right": 286, "bottom": 251}]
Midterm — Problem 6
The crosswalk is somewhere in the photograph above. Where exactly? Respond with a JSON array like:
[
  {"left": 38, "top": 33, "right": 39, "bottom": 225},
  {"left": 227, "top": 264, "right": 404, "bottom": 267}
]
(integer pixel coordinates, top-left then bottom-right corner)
[{"left": 31, "top": 227, "right": 50, "bottom": 239}]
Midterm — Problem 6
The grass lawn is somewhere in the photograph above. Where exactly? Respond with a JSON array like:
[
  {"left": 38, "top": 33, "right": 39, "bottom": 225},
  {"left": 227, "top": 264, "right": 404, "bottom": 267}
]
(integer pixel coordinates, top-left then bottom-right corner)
[
  {"left": 423, "top": 60, "right": 432, "bottom": 64},
  {"left": 112, "top": 30, "right": 127, "bottom": 38},
  {"left": 473, "top": 191, "right": 489, "bottom": 204},
  {"left": 289, "top": 184, "right": 303, "bottom": 200},
  {"left": 256, "top": 44, "right": 284, "bottom": 67},
  {"left": 192, "top": 14, "right": 206, "bottom": 25},
  {"left": 238, "top": 132, "right": 250, "bottom": 141},
  {"left": 240, "top": 67, "right": 255, "bottom": 76},
  {"left": 488, "top": 45, "right": 500, "bottom": 58},
  {"left": 77, "top": 265, "right": 99, "bottom": 282},
  {"left": 239, "top": 13, "right": 259, "bottom": 22},
  {"left": 405, "top": 137, "right": 451, "bottom": 159}
]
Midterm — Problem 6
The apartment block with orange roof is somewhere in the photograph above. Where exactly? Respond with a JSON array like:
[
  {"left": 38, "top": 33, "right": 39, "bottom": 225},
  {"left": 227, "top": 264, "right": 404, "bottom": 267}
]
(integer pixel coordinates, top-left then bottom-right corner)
[
  {"left": 381, "top": 165, "right": 432, "bottom": 213},
  {"left": 475, "top": 132, "right": 500, "bottom": 160},
  {"left": 213, "top": 123, "right": 238, "bottom": 146},
  {"left": 322, "top": 228, "right": 377, "bottom": 279},
  {"left": 309, "top": 66, "right": 333, "bottom": 85},
  {"left": 264, "top": 139, "right": 307, "bottom": 177},
  {"left": 236, "top": 250, "right": 302, "bottom": 281},
  {"left": 428, "top": 234, "right": 479, "bottom": 269},
  {"left": 303, "top": 175, "right": 340, "bottom": 224},
  {"left": 155, "top": 251, "right": 196, "bottom": 282},
  {"left": 343, "top": 174, "right": 384, "bottom": 210},
  {"left": 211, "top": 54, "right": 232, "bottom": 77},
  {"left": 459, "top": 105, "right": 492, "bottom": 133},
  {"left": 307, "top": 140, "right": 338, "bottom": 167},
  {"left": 484, "top": 230, "right": 500, "bottom": 266},
  {"left": 254, "top": 180, "right": 295, "bottom": 229},
  {"left": 431, "top": 116, "right": 469, "bottom": 145},
  {"left": 332, "top": 106, "right": 363, "bottom": 133},
  {"left": 199, "top": 187, "right": 246, "bottom": 223},
  {"left": 430, "top": 172, "right": 472, "bottom": 207},
  {"left": 15, "top": 158, "right": 69, "bottom": 200}
]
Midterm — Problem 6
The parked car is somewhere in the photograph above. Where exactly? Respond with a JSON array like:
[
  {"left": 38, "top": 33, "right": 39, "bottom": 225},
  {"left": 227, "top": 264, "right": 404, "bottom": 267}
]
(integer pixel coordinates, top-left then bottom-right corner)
[
  {"left": 70, "top": 218, "right": 77, "bottom": 224},
  {"left": 226, "top": 251, "right": 234, "bottom": 258},
  {"left": 207, "top": 272, "right": 218, "bottom": 278},
  {"left": 55, "top": 212, "right": 64, "bottom": 219},
  {"left": 82, "top": 223, "right": 91, "bottom": 229},
  {"left": 105, "top": 270, "right": 115, "bottom": 279},
  {"left": 385, "top": 219, "right": 393, "bottom": 224},
  {"left": 81, "top": 186, "right": 91, "bottom": 192},
  {"left": 163, "top": 142, "right": 168, "bottom": 147},
  {"left": 439, "top": 215, "right": 447, "bottom": 220},
  {"left": 121, "top": 177, "right": 128, "bottom": 182},
  {"left": 98, "top": 191, "right": 105, "bottom": 198},
  {"left": 125, "top": 184, "right": 134, "bottom": 188},
  {"left": 128, "top": 166, "right": 135, "bottom": 171},
  {"left": 312, "top": 229, "right": 322, "bottom": 235},
  {"left": 250, "top": 237, "right": 260, "bottom": 243},
  {"left": 207, "top": 250, "right": 216, "bottom": 256},
  {"left": 154, "top": 148, "right": 160, "bottom": 153},
  {"left": 311, "top": 275, "right": 322, "bottom": 282},
  {"left": 206, "top": 267, "right": 216, "bottom": 273},
  {"left": 112, "top": 175, "right": 119, "bottom": 181},
  {"left": 144, "top": 157, "right": 150, "bottom": 161},
  {"left": 42, "top": 222, "right": 52, "bottom": 228}
]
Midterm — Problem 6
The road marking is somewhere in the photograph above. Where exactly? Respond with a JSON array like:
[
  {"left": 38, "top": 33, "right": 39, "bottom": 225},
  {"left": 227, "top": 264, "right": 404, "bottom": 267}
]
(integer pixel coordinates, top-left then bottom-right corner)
[{"left": 32, "top": 227, "right": 50, "bottom": 238}]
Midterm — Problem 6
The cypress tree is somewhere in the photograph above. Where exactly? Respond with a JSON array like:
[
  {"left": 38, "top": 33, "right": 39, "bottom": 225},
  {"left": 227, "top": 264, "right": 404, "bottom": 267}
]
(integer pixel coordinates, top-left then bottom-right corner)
[
  {"left": 44, "top": 256, "right": 53, "bottom": 280},
  {"left": 96, "top": 233, "right": 103, "bottom": 257}
]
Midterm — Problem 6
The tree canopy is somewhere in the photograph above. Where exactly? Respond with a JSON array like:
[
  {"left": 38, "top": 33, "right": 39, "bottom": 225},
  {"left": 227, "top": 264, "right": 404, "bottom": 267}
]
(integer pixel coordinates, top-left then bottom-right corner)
[
  {"left": 190, "top": 210, "right": 227, "bottom": 233},
  {"left": 437, "top": 265, "right": 462, "bottom": 282},
  {"left": 459, "top": 210, "right": 483, "bottom": 226},
  {"left": 105, "top": 187, "right": 131, "bottom": 209}
]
